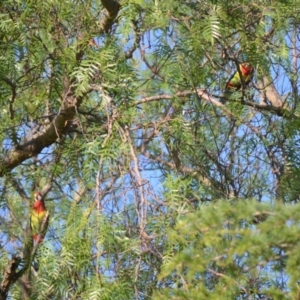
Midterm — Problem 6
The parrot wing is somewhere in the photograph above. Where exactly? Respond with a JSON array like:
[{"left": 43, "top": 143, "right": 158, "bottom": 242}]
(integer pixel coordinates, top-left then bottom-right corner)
[{"left": 30, "top": 209, "right": 49, "bottom": 244}]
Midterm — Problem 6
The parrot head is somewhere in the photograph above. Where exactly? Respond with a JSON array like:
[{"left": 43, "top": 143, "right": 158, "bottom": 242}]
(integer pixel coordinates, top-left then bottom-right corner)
[
  {"left": 34, "top": 192, "right": 43, "bottom": 202},
  {"left": 240, "top": 63, "right": 254, "bottom": 76}
]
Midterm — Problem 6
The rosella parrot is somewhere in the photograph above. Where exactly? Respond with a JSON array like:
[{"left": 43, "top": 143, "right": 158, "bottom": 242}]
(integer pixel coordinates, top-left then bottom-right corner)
[
  {"left": 30, "top": 192, "right": 49, "bottom": 244},
  {"left": 221, "top": 62, "right": 254, "bottom": 103}
]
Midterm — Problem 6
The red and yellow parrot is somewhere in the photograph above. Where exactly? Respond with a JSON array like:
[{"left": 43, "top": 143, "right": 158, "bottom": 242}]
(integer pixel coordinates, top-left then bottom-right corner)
[
  {"left": 221, "top": 62, "right": 254, "bottom": 103},
  {"left": 30, "top": 192, "right": 49, "bottom": 244}
]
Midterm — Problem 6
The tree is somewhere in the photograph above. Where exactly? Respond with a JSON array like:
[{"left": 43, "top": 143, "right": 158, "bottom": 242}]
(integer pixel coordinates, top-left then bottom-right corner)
[{"left": 0, "top": 0, "right": 300, "bottom": 299}]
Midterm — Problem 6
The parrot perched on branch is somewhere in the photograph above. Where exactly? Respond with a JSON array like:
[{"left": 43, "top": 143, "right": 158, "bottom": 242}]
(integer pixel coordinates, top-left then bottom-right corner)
[
  {"left": 221, "top": 62, "right": 254, "bottom": 103},
  {"left": 30, "top": 192, "right": 49, "bottom": 244}
]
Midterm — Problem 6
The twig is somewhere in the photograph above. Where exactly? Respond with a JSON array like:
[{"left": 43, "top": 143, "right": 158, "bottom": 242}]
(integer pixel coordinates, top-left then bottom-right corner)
[{"left": 208, "top": 268, "right": 248, "bottom": 296}]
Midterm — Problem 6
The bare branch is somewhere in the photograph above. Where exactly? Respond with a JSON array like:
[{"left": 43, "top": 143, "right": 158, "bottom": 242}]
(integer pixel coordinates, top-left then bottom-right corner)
[
  {"left": 257, "top": 76, "right": 284, "bottom": 108},
  {"left": 120, "top": 125, "right": 149, "bottom": 235},
  {"left": 208, "top": 268, "right": 248, "bottom": 296},
  {"left": 125, "top": 20, "right": 141, "bottom": 59},
  {"left": 135, "top": 89, "right": 298, "bottom": 118}
]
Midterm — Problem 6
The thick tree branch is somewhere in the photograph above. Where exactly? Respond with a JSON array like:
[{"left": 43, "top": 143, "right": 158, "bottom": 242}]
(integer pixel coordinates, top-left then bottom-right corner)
[
  {"left": 99, "top": 0, "right": 121, "bottom": 33},
  {"left": 0, "top": 256, "right": 22, "bottom": 300},
  {"left": 0, "top": 93, "right": 83, "bottom": 177},
  {"left": 257, "top": 75, "right": 284, "bottom": 108}
]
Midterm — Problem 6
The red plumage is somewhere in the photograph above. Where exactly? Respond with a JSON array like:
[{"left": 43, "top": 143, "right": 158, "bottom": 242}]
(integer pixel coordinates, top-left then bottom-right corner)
[{"left": 30, "top": 192, "right": 49, "bottom": 244}]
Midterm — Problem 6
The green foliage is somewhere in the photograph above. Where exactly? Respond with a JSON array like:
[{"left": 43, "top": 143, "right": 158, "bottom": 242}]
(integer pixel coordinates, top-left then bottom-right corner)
[
  {"left": 1, "top": 0, "right": 300, "bottom": 299},
  {"left": 156, "top": 200, "right": 300, "bottom": 299}
]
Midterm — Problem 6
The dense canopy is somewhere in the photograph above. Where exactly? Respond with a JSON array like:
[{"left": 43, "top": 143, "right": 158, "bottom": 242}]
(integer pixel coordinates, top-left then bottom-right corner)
[{"left": 1, "top": 0, "right": 300, "bottom": 299}]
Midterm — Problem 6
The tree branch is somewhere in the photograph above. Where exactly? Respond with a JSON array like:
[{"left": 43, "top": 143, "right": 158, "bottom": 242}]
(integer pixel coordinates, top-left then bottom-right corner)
[
  {"left": 0, "top": 93, "right": 83, "bottom": 177},
  {"left": 99, "top": 0, "right": 121, "bottom": 33},
  {"left": 125, "top": 20, "right": 141, "bottom": 59},
  {"left": 257, "top": 75, "right": 284, "bottom": 108},
  {"left": 135, "top": 89, "right": 298, "bottom": 118},
  {"left": 0, "top": 256, "right": 22, "bottom": 300}
]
